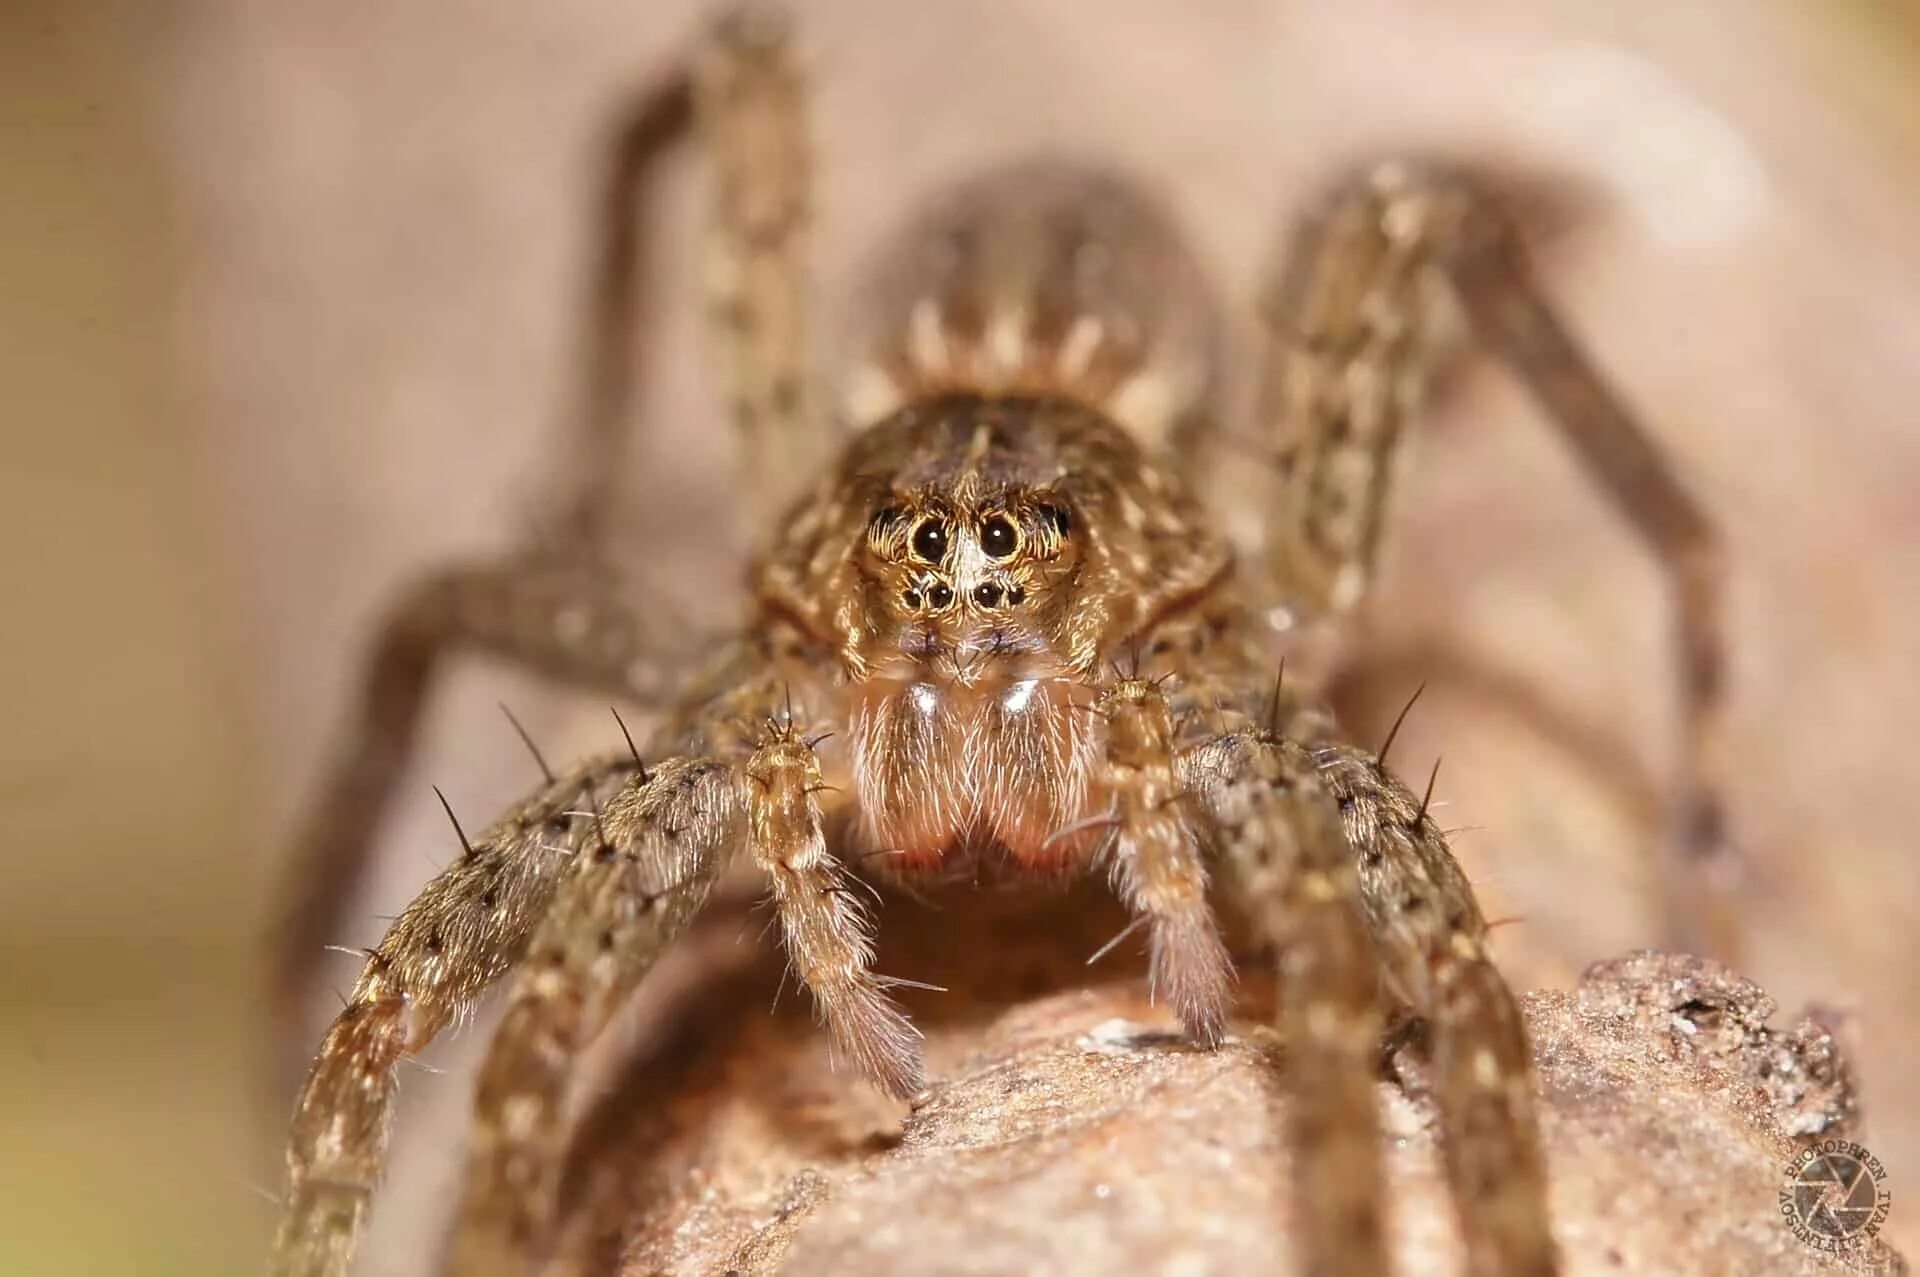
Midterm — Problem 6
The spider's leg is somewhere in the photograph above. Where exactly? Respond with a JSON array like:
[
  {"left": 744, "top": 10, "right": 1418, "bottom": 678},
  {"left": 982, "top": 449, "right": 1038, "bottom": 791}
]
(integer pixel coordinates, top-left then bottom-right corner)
[
  {"left": 696, "top": 8, "right": 830, "bottom": 509},
  {"left": 277, "top": 41, "right": 709, "bottom": 1060},
  {"left": 272, "top": 753, "right": 642, "bottom": 1277},
  {"left": 547, "top": 67, "right": 694, "bottom": 549},
  {"left": 275, "top": 559, "right": 697, "bottom": 1066},
  {"left": 1176, "top": 728, "right": 1390, "bottom": 1276},
  {"left": 1185, "top": 724, "right": 1559, "bottom": 1277},
  {"left": 446, "top": 717, "right": 919, "bottom": 1273},
  {"left": 1316, "top": 737, "right": 1557, "bottom": 1277},
  {"left": 1254, "top": 161, "right": 1735, "bottom": 959}
]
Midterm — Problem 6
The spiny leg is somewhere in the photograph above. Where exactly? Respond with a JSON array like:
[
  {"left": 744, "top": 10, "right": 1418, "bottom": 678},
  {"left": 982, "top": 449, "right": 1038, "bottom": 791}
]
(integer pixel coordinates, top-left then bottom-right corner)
[
  {"left": 1316, "top": 736, "right": 1556, "bottom": 1277},
  {"left": 273, "top": 755, "right": 642, "bottom": 1277},
  {"left": 445, "top": 755, "right": 743, "bottom": 1275},
  {"left": 276, "top": 44, "right": 710, "bottom": 1051},
  {"left": 1178, "top": 729, "right": 1389, "bottom": 1276},
  {"left": 446, "top": 719, "right": 919, "bottom": 1273},
  {"left": 696, "top": 7, "right": 829, "bottom": 509},
  {"left": 1255, "top": 161, "right": 1735, "bottom": 959},
  {"left": 275, "top": 560, "right": 691, "bottom": 1067}
]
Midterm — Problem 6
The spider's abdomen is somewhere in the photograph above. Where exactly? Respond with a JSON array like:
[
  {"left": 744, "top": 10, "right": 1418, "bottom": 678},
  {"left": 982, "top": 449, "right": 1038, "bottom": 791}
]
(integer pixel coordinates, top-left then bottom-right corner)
[
  {"left": 840, "top": 160, "right": 1218, "bottom": 450},
  {"left": 847, "top": 671, "right": 1103, "bottom": 876}
]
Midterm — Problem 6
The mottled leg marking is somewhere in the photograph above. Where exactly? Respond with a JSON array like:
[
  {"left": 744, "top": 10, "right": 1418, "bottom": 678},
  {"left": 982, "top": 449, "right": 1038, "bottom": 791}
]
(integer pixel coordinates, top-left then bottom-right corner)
[
  {"left": 696, "top": 8, "right": 825, "bottom": 506},
  {"left": 273, "top": 756, "right": 641, "bottom": 1277},
  {"left": 1317, "top": 741, "right": 1558, "bottom": 1277},
  {"left": 1257, "top": 160, "right": 1734, "bottom": 959},
  {"left": 1098, "top": 676, "right": 1234, "bottom": 1045},
  {"left": 448, "top": 755, "right": 744, "bottom": 1274},
  {"left": 1180, "top": 730, "right": 1389, "bottom": 1276},
  {"left": 447, "top": 722, "right": 918, "bottom": 1273},
  {"left": 276, "top": 560, "right": 683, "bottom": 1067}
]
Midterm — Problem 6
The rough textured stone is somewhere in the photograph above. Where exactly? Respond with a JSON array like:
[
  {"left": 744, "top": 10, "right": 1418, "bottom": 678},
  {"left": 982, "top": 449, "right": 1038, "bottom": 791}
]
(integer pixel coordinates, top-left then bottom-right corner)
[{"left": 513, "top": 888, "right": 1906, "bottom": 1276}]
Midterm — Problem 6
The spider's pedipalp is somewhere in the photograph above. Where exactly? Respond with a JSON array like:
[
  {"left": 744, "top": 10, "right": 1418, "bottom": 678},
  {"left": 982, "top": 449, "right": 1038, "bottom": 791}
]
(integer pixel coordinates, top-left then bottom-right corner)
[
  {"left": 1097, "top": 676, "right": 1234, "bottom": 1047},
  {"left": 272, "top": 754, "right": 641, "bottom": 1277},
  {"left": 750, "top": 729, "right": 923, "bottom": 1099}
]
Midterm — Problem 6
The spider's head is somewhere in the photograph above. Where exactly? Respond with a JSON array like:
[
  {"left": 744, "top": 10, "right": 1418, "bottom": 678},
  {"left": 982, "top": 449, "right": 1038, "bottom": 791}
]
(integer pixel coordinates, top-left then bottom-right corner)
[{"left": 856, "top": 483, "right": 1082, "bottom": 682}]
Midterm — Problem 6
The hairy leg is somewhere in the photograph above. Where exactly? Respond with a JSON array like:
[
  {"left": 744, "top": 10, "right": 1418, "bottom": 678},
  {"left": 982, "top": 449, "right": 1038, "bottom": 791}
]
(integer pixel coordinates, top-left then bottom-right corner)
[
  {"left": 696, "top": 8, "right": 831, "bottom": 507},
  {"left": 447, "top": 718, "right": 918, "bottom": 1273},
  {"left": 275, "top": 559, "right": 689, "bottom": 1060},
  {"left": 1255, "top": 161, "right": 1734, "bottom": 958},
  {"left": 1184, "top": 715, "right": 1558, "bottom": 1276},
  {"left": 275, "top": 41, "right": 710, "bottom": 1046},
  {"left": 444, "top": 755, "right": 744, "bottom": 1275},
  {"left": 1094, "top": 676, "right": 1235, "bottom": 1046},
  {"left": 275, "top": 6, "right": 830, "bottom": 1053},
  {"left": 1317, "top": 737, "right": 1556, "bottom": 1276},
  {"left": 273, "top": 754, "right": 642, "bottom": 1277},
  {"left": 1177, "top": 726, "right": 1390, "bottom": 1276}
]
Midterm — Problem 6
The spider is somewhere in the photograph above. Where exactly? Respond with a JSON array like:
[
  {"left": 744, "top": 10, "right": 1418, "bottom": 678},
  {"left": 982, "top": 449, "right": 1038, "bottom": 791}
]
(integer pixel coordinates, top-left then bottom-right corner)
[{"left": 271, "top": 9, "right": 1734, "bottom": 1276}]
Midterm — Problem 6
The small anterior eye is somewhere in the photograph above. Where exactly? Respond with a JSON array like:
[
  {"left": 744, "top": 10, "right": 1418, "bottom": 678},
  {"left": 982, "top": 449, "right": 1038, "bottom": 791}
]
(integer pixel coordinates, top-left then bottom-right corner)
[
  {"left": 980, "top": 515, "right": 1018, "bottom": 559},
  {"left": 911, "top": 519, "right": 949, "bottom": 563},
  {"left": 927, "top": 582, "right": 955, "bottom": 608}
]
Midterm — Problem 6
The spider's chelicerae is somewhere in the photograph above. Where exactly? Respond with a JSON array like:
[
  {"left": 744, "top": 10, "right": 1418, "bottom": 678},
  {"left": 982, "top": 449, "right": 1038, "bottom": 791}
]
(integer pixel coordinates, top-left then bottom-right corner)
[{"left": 273, "top": 11, "right": 1735, "bottom": 1277}]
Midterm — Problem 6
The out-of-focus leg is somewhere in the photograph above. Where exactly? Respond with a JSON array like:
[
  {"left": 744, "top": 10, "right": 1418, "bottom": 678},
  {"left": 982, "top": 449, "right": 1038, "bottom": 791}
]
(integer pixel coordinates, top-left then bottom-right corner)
[
  {"left": 1254, "top": 161, "right": 1735, "bottom": 959},
  {"left": 272, "top": 754, "right": 642, "bottom": 1277},
  {"left": 696, "top": 8, "right": 831, "bottom": 509},
  {"left": 1180, "top": 726, "right": 1390, "bottom": 1277}
]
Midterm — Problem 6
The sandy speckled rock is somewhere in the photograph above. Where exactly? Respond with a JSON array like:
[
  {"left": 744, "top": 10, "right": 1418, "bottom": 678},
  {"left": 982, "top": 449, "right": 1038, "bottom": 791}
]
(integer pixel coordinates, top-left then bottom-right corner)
[{"left": 516, "top": 889, "right": 1903, "bottom": 1275}]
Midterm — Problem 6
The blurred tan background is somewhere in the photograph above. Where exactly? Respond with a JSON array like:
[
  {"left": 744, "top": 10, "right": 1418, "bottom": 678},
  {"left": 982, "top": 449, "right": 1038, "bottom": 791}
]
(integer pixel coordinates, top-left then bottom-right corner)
[{"left": 4, "top": 2, "right": 1919, "bottom": 1274}]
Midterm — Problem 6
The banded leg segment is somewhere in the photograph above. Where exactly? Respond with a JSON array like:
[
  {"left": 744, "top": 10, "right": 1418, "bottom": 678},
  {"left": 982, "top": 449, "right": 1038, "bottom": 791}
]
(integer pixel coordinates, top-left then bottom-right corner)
[
  {"left": 447, "top": 755, "right": 745, "bottom": 1273},
  {"left": 696, "top": 9, "right": 827, "bottom": 507},
  {"left": 275, "top": 559, "right": 685, "bottom": 1059},
  {"left": 1257, "top": 161, "right": 1734, "bottom": 957},
  {"left": 1179, "top": 730, "right": 1389, "bottom": 1277},
  {"left": 447, "top": 722, "right": 919, "bottom": 1273},
  {"left": 1316, "top": 740, "right": 1557, "bottom": 1277},
  {"left": 272, "top": 756, "right": 642, "bottom": 1277}
]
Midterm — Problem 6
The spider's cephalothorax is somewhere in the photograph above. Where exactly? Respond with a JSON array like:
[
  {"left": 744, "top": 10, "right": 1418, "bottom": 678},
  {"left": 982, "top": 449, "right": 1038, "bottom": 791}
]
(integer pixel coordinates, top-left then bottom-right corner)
[
  {"left": 273, "top": 11, "right": 1736, "bottom": 1277},
  {"left": 761, "top": 395, "right": 1231, "bottom": 876}
]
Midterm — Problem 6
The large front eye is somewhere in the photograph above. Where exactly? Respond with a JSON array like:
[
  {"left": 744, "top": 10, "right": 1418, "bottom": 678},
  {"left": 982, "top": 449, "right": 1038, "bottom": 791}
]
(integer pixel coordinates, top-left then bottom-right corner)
[
  {"left": 911, "top": 518, "right": 949, "bottom": 564},
  {"left": 979, "top": 514, "right": 1017, "bottom": 559}
]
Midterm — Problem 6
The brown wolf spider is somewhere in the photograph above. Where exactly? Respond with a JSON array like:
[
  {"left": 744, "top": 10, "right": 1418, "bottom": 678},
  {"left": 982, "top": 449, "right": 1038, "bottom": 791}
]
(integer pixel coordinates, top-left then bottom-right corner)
[{"left": 272, "top": 9, "right": 1735, "bottom": 1276}]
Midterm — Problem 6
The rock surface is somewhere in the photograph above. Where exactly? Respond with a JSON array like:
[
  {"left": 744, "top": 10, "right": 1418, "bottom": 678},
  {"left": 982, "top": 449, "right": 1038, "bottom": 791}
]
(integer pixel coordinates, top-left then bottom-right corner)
[{"left": 524, "top": 890, "right": 1904, "bottom": 1276}]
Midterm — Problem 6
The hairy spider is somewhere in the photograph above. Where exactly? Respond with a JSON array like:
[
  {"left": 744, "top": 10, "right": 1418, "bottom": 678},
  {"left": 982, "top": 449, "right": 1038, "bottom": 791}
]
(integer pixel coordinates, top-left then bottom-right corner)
[{"left": 272, "top": 9, "right": 1733, "bottom": 1276}]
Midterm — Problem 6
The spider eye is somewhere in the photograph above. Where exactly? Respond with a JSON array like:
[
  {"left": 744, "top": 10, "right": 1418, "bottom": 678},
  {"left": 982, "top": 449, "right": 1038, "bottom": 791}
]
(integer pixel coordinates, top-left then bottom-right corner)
[
  {"left": 979, "top": 515, "right": 1018, "bottom": 559},
  {"left": 1038, "top": 503, "right": 1070, "bottom": 536},
  {"left": 910, "top": 518, "right": 949, "bottom": 564},
  {"left": 869, "top": 505, "right": 906, "bottom": 535},
  {"left": 927, "top": 582, "right": 955, "bottom": 609}
]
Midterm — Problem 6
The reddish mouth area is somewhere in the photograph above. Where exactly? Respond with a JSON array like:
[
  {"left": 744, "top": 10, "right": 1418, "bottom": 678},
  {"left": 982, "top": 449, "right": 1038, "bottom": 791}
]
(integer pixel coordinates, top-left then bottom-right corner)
[{"left": 846, "top": 671, "right": 1105, "bottom": 882}]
